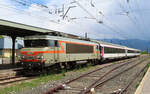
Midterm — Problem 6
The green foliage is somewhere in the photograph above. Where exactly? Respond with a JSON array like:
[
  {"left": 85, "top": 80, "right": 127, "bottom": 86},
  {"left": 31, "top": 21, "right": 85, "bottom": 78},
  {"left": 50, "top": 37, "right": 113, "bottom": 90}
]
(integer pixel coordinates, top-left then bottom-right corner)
[
  {"left": 141, "top": 51, "right": 148, "bottom": 54},
  {"left": 136, "top": 83, "right": 140, "bottom": 88},
  {"left": 0, "top": 74, "right": 64, "bottom": 94},
  {"left": 0, "top": 63, "right": 95, "bottom": 94},
  {"left": 0, "top": 35, "right": 3, "bottom": 39},
  {"left": 61, "top": 69, "right": 66, "bottom": 76}
]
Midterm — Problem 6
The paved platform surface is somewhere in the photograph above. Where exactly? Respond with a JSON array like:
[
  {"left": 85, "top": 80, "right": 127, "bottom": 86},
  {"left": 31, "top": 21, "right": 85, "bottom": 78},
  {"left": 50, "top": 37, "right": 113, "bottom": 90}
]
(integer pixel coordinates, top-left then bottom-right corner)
[
  {"left": 0, "top": 64, "right": 22, "bottom": 78},
  {"left": 135, "top": 67, "right": 150, "bottom": 94}
]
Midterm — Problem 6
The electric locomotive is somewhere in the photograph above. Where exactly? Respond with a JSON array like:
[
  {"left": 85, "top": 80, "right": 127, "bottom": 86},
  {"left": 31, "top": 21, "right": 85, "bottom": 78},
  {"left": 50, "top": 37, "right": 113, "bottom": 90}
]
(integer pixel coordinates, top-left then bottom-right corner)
[{"left": 18, "top": 35, "right": 101, "bottom": 69}]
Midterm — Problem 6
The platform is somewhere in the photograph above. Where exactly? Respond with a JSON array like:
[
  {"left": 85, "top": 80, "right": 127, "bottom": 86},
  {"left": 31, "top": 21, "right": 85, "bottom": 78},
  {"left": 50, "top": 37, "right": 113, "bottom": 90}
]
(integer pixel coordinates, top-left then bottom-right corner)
[
  {"left": 135, "top": 66, "right": 150, "bottom": 94},
  {"left": 0, "top": 63, "right": 22, "bottom": 78}
]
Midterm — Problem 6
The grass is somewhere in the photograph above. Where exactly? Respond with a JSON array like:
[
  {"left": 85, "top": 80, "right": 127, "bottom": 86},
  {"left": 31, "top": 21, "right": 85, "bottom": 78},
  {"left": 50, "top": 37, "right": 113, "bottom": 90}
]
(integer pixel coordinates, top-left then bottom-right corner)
[
  {"left": 0, "top": 74, "right": 64, "bottom": 94},
  {"left": 1, "top": 58, "right": 148, "bottom": 94},
  {"left": 0, "top": 36, "right": 3, "bottom": 39},
  {"left": 72, "top": 64, "right": 93, "bottom": 72},
  {"left": 0, "top": 64, "right": 94, "bottom": 94},
  {"left": 61, "top": 69, "right": 67, "bottom": 76}
]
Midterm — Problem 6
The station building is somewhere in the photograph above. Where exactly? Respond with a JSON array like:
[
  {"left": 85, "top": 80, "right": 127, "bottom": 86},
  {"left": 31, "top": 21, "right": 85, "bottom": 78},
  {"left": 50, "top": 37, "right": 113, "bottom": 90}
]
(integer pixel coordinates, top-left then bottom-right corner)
[{"left": 0, "top": 37, "right": 23, "bottom": 58}]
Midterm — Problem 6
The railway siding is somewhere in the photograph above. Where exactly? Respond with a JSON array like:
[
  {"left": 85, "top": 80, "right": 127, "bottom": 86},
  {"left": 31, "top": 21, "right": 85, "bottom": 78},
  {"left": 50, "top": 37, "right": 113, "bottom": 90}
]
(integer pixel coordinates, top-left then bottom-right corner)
[
  {"left": 134, "top": 63, "right": 150, "bottom": 94},
  {"left": 42, "top": 55, "right": 149, "bottom": 94},
  {"left": 0, "top": 55, "right": 148, "bottom": 94},
  {"left": 95, "top": 57, "right": 149, "bottom": 94},
  {"left": 15, "top": 58, "right": 134, "bottom": 94}
]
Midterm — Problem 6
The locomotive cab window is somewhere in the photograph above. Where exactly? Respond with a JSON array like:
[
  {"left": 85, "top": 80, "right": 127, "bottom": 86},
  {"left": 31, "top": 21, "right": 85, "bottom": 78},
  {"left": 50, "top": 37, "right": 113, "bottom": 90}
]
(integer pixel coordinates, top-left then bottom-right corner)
[
  {"left": 24, "top": 39, "right": 59, "bottom": 47},
  {"left": 48, "top": 40, "right": 59, "bottom": 47}
]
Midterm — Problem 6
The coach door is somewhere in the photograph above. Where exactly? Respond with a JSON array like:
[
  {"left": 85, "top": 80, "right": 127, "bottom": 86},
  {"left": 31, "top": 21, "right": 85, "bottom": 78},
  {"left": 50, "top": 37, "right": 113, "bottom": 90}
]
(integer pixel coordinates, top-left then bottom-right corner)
[
  {"left": 98, "top": 45, "right": 103, "bottom": 59},
  {"left": 96, "top": 45, "right": 100, "bottom": 59}
]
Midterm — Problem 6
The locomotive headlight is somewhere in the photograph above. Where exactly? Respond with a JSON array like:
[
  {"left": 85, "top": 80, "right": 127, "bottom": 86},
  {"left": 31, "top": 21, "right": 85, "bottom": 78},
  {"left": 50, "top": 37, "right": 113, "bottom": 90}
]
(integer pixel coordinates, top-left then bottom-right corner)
[
  {"left": 41, "top": 56, "right": 44, "bottom": 59},
  {"left": 36, "top": 55, "right": 43, "bottom": 59},
  {"left": 17, "top": 56, "right": 21, "bottom": 58},
  {"left": 22, "top": 56, "right": 25, "bottom": 59}
]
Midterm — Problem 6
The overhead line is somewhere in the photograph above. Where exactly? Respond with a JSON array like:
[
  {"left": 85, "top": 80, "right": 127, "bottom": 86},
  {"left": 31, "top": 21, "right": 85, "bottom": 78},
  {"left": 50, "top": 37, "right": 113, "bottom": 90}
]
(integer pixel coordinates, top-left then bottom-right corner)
[
  {"left": 126, "top": 1, "right": 143, "bottom": 32},
  {"left": 134, "top": 0, "right": 147, "bottom": 35},
  {"left": 117, "top": 1, "right": 144, "bottom": 35},
  {"left": 0, "top": 3, "right": 60, "bottom": 24},
  {"left": 73, "top": 0, "right": 130, "bottom": 40},
  {"left": 89, "top": 0, "right": 132, "bottom": 39}
]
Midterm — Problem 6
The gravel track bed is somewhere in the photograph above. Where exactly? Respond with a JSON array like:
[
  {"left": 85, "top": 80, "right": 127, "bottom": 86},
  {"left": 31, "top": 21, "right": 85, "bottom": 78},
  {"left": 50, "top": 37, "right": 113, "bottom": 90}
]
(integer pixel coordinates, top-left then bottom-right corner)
[
  {"left": 96, "top": 57, "right": 150, "bottom": 94},
  {"left": 53, "top": 56, "right": 147, "bottom": 94},
  {"left": 15, "top": 61, "right": 114, "bottom": 94},
  {"left": 14, "top": 55, "right": 148, "bottom": 94},
  {"left": 66, "top": 59, "right": 138, "bottom": 90}
]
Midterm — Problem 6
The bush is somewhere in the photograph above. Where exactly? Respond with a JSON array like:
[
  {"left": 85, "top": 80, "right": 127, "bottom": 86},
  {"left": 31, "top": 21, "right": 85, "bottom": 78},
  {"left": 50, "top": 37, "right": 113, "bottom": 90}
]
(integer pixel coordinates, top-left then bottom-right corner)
[{"left": 141, "top": 51, "right": 148, "bottom": 54}]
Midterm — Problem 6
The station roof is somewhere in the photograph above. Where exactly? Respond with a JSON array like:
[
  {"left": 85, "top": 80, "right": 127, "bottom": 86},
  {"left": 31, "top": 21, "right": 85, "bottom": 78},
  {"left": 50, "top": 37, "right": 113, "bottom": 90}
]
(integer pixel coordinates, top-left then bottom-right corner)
[{"left": 0, "top": 19, "right": 55, "bottom": 37}]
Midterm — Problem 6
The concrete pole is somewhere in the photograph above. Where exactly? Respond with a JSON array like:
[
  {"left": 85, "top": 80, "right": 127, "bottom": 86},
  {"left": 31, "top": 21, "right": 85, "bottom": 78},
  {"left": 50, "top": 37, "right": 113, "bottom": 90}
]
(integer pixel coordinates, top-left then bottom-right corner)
[
  {"left": 85, "top": 32, "right": 87, "bottom": 39},
  {"left": 11, "top": 36, "right": 16, "bottom": 65}
]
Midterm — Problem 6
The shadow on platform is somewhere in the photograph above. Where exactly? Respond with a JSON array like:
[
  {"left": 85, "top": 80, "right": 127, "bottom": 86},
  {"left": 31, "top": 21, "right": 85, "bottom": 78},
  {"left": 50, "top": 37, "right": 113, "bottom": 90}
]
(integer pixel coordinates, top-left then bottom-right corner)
[{"left": 0, "top": 64, "right": 19, "bottom": 70}]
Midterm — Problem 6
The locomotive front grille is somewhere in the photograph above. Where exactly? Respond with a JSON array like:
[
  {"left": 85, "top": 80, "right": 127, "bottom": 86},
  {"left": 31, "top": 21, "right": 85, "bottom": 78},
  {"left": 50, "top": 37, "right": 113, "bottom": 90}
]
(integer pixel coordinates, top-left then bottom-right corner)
[{"left": 28, "top": 56, "right": 35, "bottom": 59}]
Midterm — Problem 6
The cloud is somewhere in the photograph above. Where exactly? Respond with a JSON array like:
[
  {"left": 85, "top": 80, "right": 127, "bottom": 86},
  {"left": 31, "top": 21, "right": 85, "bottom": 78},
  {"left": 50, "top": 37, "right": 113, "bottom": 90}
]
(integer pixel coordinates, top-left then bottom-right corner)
[{"left": 0, "top": 0, "right": 150, "bottom": 40}]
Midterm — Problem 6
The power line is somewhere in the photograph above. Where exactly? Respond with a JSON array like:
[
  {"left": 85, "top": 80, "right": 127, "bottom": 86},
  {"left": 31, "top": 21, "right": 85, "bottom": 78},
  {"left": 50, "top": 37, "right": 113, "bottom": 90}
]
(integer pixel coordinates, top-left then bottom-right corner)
[
  {"left": 86, "top": 0, "right": 137, "bottom": 46},
  {"left": 101, "top": 23, "right": 128, "bottom": 39},
  {"left": 134, "top": 0, "right": 147, "bottom": 35},
  {"left": 126, "top": 1, "right": 144, "bottom": 32},
  {"left": 114, "top": 1, "right": 138, "bottom": 47},
  {"left": 126, "top": 0, "right": 149, "bottom": 39},
  {"left": 89, "top": 0, "right": 132, "bottom": 39},
  {"left": 0, "top": 3, "right": 61, "bottom": 24},
  {"left": 12, "top": 0, "right": 61, "bottom": 16},
  {"left": 72, "top": 0, "right": 128, "bottom": 39},
  {"left": 73, "top": 0, "right": 101, "bottom": 23},
  {"left": 117, "top": 0, "right": 145, "bottom": 36}
]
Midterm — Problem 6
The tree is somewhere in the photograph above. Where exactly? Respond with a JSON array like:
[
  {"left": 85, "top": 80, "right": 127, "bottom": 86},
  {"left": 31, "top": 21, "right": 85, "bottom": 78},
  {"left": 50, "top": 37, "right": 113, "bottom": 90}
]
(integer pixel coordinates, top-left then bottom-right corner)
[{"left": 0, "top": 36, "right": 3, "bottom": 38}]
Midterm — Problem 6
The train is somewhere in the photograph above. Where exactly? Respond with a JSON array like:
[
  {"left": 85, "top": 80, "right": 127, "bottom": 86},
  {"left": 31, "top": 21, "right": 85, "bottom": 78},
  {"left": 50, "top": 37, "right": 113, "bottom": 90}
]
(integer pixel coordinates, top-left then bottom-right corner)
[{"left": 17, "top": 34, "right": 141, "bottom": 69}]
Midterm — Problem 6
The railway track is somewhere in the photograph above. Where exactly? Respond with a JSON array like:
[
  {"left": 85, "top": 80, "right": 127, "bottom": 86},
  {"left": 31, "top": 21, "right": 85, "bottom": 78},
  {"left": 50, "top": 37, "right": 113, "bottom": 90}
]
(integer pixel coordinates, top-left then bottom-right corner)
[
  {"left": 0, "top": 58, "right": 136, "bottom": 88},
  {"left": 91, "top": 60, "right": 147, "bottom": 94},
  {"left": 0, "top": 75, "right": 36, "bottom": 85},
  {"left": 0, "top": 68, "right": 39, "bottom": 86},
  {"left": 43, "top": 56, "right": 149, "bottom": 94},
  {"left": 116, "top": 65, "right": 147, "bottom": 94}
]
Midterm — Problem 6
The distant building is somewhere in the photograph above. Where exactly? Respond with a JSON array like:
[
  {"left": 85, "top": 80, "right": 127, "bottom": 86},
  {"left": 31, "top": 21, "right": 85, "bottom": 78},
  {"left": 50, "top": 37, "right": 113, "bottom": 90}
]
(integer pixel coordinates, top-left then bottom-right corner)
[{"left": 0, "top": 37, "right": 24, "bottom": 58}]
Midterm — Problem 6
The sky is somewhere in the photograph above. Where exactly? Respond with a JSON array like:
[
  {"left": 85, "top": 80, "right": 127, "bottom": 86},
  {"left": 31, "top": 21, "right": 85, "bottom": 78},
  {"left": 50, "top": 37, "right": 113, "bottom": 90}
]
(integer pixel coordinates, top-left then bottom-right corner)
[{"left": 0, "top": 0, "right": 150, "bottom": 40}]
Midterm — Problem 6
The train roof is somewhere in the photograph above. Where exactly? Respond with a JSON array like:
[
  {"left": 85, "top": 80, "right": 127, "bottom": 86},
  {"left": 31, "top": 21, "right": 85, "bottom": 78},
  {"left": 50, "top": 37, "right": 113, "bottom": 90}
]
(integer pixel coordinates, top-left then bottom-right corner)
[
  {"left": 91, "top": 39, "right": 126, "bottom": 48},
  {"left": 24, "top": 35, "right": 97, "bottom": 45},
  {"left": 91, "top": 40, "right": 141, "bottom": 51},
  {"left": 125, "top": 47, "right": 141, "bottom": 51},
  {"left": 24, "top": 35, "right": 141, "bottom": 51}
]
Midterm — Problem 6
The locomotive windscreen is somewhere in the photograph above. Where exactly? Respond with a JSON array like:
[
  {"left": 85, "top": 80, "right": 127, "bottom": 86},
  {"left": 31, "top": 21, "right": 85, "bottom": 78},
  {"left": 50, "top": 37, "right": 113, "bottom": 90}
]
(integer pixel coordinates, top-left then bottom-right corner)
[
  {"left": 66, "top": 43, "right": 93, "bottom": 53},
  {"left": 24, "top": 39, "right": 59, "bottom": 47}
]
